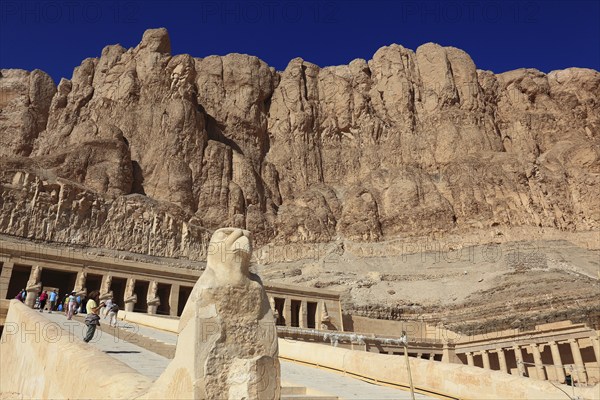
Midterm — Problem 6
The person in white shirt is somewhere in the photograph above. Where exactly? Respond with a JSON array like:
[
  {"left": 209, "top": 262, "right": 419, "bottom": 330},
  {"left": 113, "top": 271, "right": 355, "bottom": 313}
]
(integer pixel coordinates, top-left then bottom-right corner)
[{"left": 103, "top": 297, "right": 114, "bottom": 319}]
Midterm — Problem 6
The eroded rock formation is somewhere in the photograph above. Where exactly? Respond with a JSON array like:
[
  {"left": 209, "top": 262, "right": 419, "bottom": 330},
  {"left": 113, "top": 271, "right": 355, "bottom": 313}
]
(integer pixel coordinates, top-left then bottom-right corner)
[{"left": 1, "top": 28, "right": 598, "bottom": 260}]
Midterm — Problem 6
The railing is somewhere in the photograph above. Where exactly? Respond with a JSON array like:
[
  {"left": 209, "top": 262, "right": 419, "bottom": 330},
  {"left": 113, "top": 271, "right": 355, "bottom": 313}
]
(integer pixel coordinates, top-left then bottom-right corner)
[{"left": 276, "top": 326, "right": 446, "bottom": 356}]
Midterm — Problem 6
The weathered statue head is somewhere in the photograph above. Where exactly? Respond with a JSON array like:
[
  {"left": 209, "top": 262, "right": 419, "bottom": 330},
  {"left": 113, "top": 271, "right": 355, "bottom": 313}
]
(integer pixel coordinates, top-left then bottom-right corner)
[
  {"left": 205, "top": 228, "right": 252, "bottom": 285},
  {"left": 147, "top": 227, "right": 280, "bottom": 400}
]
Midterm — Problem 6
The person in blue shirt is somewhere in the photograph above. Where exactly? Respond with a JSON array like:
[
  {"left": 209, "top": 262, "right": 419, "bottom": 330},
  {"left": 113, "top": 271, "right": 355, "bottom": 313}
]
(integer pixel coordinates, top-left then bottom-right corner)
[{"left": 48, "top": 290, "right": 58, "bottom": 313}]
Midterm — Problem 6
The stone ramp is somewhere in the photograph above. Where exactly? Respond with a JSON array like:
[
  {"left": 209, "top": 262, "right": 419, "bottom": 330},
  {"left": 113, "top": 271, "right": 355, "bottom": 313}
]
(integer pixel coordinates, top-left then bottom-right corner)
[
  {"left": 42, "top": 311, "right": 170, "bottom": 379},
  {"left": 39, "top": 312, "right": 342, "bottom": 399},
  {"left": 105, "top": 317, "right": 433, "bottom": 399}
]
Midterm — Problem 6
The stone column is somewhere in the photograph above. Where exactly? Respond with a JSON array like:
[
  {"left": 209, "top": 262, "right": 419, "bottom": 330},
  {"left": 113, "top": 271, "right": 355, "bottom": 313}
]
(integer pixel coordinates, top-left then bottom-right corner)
[
  {"left": 169, "top": 284, "right": 180, "bottom": 317},
  {"left": 497, "top": 348, "right": 508, "bottom": 374},
  {"left": 74, "top": 271, "right": 87, "bottom": 297},
  {"left": 568, "top": 338, "right": 587, "bottom": 384},
  {"left": 466, "top": 352, "right": 474, "bottom": 366},
  {"left": 549, "top": 341, "right": 566, "bottom": 383},
  {"left": 299, "top": 300, "right": 308, "bottom": 328},
  {"left": 99, "top": 274, "right": 113, "bottom": 300},
  {"left": 124, "top": 278, "right": 137, "bottom": 312},
  {"left": 591, "top": 336, "right": 600, "bottom": 370},
  {"left": 0, "top": 260, "right": 14, "bottom": 300},
  {"left": 429, "top": 353, "right": 435, "bottom": 361},
  {"left": 25, "top": 265, "right": 42, "bottom": 308},
  {"left": 481, "top": 350, "right": 491, "bottom": 370},
  {"left": 531, "top": 343, "right": 546, "bottom": 380},
  {"left": 283, "top": 297, "right": 291, "bottom": 326},
  {"left": 441, "top": 341, "right": 457, "bottom": 363},
  {"left": 513, "top": 345, "right": 526, "bottom": 376}
]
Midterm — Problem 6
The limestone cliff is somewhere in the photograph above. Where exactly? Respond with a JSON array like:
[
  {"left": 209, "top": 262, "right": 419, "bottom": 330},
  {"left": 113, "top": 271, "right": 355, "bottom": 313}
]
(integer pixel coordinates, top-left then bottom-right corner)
[{"left": 1, "top": 28, "right": 598, "bottom": 330}]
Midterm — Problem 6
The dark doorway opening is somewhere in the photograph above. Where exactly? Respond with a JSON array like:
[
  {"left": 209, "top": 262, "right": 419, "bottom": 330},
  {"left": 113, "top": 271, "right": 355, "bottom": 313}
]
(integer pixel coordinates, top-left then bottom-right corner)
[
  {"left": 177, "top": 286, "right": 193, "bottom": 316},
  {"left": 86, "top": 274, "right": 103, "bottom": 293},
  {"left": 7, "top": 265, "right": 31, "bottom": 300},
  {"left": 157, "top": 283, "right": 171, "bottom": 315},
  {"left": 274, "top": 298, "right": 286, "bottom": 326},
  {"left": 133, "top": 280, "right": 149, "bottom": 313},
  {"left": 307, "top": 302, "right": 317, "bottom": 329},
  {"left": 39, "top": 268, "right": 77, "bottom": 304},
  {"left": 291, "top": 300, "right": 301, "bottom": 328},
  {"left": 111, "top": 277, "right": 127, "bottom": 309}
]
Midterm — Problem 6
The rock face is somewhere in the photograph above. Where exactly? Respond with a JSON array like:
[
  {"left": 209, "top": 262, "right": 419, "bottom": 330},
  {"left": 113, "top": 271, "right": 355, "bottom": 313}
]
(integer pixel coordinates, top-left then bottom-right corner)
[
  {"left": 147, "top": 228, "right": 279, "bottom": 400},
  {"left": 1, "top": 28, "right": 598, "bottom": 260}
]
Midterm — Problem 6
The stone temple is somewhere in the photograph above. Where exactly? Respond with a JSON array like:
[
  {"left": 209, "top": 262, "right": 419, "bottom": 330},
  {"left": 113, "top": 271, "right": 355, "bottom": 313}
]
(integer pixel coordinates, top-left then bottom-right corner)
[{"left": 0, "top": 28, "right": 599, "bottom": 399}]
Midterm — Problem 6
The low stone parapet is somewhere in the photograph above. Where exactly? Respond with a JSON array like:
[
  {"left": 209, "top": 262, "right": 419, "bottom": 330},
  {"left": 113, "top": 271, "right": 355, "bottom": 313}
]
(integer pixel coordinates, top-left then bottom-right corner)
[
  {"left": 0, "top": 300, "right": 152, "bottom": 399},
  {"left": 279, "top": 339, "right": 600, "bottom": 400}
]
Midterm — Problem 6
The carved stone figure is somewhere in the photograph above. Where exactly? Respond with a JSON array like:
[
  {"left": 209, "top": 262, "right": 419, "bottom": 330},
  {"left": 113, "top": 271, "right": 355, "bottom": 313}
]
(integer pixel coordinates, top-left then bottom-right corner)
[
  {"left": 74, "top": 271, "right": 87, "bottom": 296},
  {"left": 99, "top": 274, "right": 113, "bottom": 300},
  {"left": 147, "top": 228, "right": 280, "bottom": 399},
  {"left": 124, "top": 278, "right": 137, "bottom": 312},
  {"left": 146, "top": 280, "right": 160, "bottom": 314},
  {"left": 25, "top": 266, "right": 42, "bottom": 308}
]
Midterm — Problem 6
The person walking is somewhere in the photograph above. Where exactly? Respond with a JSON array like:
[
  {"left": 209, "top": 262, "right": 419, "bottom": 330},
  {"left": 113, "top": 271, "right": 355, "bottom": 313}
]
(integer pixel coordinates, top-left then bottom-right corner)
[
  {"left": 66, "top": 291, "right": 78, "bottom": 320},
  {"left": 106, "top": 302, "right": 119, "bottom": 328},
  {"left": 83, "top": 290, "right": 104, "bottom": 343},
  {"left": 103, "top": 297, "right": 113, "bottom": 319},
  {"left": 48, "top": 290, "right": 58, "bottom": 313},
  {"left": 38, "top": 291, "right": 48, "bottom": 312}
]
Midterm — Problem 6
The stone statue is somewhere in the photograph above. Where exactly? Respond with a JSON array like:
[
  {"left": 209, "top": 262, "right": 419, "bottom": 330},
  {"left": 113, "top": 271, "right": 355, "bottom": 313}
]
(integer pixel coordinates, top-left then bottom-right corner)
[
  {"left": 99, "top": 274, "right": 113, "bottom": 300},
  {"left": 26, "top": 266, "right": 41, "bottom": 290},
  {"left": 124, "top": 278, "right": 137, "bottom": 312},
  {"left": 147, "top": 228, "right": 280, "bottom": 399},
  {"left": 146, "top": 280, "right": 160, "bottom": 314},
  {"left": 74, "top": 271, "right": 87, "bottom": 296},
  {"left": 25, "top": 266, "right": 42, "bottom": 308}
]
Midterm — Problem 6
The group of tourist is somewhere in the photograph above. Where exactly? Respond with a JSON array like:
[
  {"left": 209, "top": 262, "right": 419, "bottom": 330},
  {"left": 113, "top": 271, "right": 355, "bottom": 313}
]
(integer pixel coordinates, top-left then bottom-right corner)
[{"left": 15, "top": 287, "right": 120, "bottom": 343}]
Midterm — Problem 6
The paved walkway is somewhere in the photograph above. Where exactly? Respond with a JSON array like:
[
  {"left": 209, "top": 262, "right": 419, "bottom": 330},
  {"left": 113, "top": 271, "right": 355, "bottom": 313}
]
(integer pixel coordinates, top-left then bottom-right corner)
[
  {"left": 280, "top": 360, "right": 433, "bottom": 400},
  {"left": 43, "top": 312, "right": 170, "bottom": 379},
  {"left": 40, "top": 312, "right": 434, "bottom": 399}
]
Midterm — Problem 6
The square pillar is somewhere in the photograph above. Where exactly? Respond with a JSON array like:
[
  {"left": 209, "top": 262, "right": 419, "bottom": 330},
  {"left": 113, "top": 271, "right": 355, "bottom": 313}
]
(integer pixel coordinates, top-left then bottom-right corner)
[
  {"left": 283, "top": 297, "right": 291, "bottom": 327},
  {"left": 513, "top": 345, "right": 526, "bottom": 377},
  {"left": 481, "top": 350, "right": 491, "bottom": 370},
  {"left": 568, "top": 338, "right": 588, "bottom": 384},
  {"left": 169, "top": 284, "right": 180, "bottom": 317},
  {"left": 497, "top": 348, "right": 508, "bottom": 374},
  {"left": 0, "top": 260, "right": 14, "bottom": 299},
  {"left": 549, "top": 341, "right": 566, "bottom": 383},
  {"left": 531, "top": 343, "right": 546, "bottom": 380},
  {"left": 591, "top": 336, "right": 600, "bottom": 370},
  {"left": 299, "top": 300, "right": 308, "bottom": 328},
  {"left": 466, "top": 352, "right": 474, "bottom": 366}
]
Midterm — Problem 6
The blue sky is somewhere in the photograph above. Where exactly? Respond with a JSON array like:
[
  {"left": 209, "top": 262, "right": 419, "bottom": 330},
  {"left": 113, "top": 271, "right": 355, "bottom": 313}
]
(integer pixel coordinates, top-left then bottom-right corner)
[{"left": 1, "top": 0, "right": 599, "bottom": 84}]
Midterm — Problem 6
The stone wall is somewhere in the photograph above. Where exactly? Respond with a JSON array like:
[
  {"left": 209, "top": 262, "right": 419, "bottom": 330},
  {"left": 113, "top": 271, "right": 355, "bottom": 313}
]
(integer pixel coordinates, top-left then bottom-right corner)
[
  {"left": 0, "top": 300, "right": 152, "bottom": 399},
  {"left": 279, "top": 340, "right": 600, "bottom": 400}
]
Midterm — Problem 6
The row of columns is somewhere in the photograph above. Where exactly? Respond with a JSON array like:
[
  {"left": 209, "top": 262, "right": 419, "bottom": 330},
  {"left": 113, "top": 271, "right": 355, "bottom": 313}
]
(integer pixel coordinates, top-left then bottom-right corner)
[
  {"left": 6, "top": 263, "right": 183, "bottom": 316},
  {"left": 269, "top": 296, "right": 331, "bottom": 330},
  {"left": 464, "top": 338, "right": 599, "bottom": 384}
]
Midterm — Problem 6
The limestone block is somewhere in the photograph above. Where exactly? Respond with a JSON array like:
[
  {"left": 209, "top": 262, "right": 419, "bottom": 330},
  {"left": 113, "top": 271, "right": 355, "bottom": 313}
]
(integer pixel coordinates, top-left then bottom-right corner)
[{"left": 146, "top": 228, "right": 280, "bottom": 399}]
